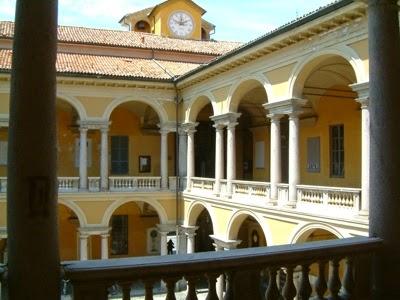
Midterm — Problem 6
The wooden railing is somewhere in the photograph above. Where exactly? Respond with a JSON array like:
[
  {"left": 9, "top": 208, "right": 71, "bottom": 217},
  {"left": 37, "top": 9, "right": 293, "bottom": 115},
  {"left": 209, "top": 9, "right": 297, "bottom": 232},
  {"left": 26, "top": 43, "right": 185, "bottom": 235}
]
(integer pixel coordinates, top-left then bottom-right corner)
[{"left": 61, "top": 237, "right": 381, "bottom": 300}]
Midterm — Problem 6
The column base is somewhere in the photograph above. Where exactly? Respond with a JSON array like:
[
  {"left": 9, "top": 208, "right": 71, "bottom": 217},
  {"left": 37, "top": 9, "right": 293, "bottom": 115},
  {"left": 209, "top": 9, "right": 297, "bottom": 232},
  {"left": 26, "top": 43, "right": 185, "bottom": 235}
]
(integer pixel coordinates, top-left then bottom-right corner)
[{"left": 285, "top": 201, "right": 297, "bottom": 209}]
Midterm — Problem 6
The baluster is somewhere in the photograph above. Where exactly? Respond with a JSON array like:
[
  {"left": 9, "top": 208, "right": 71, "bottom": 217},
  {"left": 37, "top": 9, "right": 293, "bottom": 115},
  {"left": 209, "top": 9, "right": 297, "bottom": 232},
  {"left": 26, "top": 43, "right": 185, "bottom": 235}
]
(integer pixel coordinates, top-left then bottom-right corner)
[
  {"left": 120, "top": 282, "right": 132, "bottom": 300},
  {"left": 328, "top": 258, "right": 341, "bottom": 300},
  {"left": 205, "top": 273, "right": 219, "bottom": 300},
  {"left": 144, "top": 280, "right": 154, "bottom": 300},
  {"left": 224, "top": 271, "right": 235, "bottom": 300},
  {"left": 265, "top": 267, "right": 280, "bottom": 300},
  {"left": 164, "top": 278, "right": 178, "bottom": 300},
  {"left": 185, "top": 276, "right": 198, "bottom": 300},
  {"left": 342, "top": 257, "right": 354, "bottom": 300},
  {"left": 282, "top": 266, "right": 296, "bottom": 300},
  {"left": 297, "top": 264, "right": 312, "bottom": 300},
  {"left": 315, "top": 261, "right": 327, "bottom": 300}
]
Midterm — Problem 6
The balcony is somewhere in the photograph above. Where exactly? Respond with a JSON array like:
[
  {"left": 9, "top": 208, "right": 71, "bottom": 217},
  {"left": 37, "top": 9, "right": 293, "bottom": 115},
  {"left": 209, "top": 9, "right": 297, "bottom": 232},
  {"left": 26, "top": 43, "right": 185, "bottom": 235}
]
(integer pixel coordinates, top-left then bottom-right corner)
[{"left": 54, "top": 236, "right": 381, "bottom": 299}]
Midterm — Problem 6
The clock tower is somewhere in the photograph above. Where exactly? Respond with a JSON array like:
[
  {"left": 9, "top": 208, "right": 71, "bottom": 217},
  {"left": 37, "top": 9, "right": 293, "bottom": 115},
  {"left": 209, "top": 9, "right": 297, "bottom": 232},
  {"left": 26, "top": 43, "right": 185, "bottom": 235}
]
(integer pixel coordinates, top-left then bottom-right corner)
[{"left": 119, "top": 0, "right": 215, "bottom": 41}]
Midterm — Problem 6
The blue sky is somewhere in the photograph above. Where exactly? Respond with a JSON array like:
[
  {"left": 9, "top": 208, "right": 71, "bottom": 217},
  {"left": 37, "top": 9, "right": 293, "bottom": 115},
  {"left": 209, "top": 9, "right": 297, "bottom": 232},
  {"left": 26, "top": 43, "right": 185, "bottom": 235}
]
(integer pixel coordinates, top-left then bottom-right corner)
[{"left": 0, "top": 0, "right": 335, "bottom": 42}]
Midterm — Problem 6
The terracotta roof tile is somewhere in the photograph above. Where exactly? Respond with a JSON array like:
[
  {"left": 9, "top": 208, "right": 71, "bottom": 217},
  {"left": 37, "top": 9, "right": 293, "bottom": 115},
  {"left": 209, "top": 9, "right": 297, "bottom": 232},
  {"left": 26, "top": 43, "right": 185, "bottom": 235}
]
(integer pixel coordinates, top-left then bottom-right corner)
[
  {"left": 0, "top": 21, "right": 241, "bottom": 56},
  {"left": 0, "top": 49, "right": 200, "bottom": 80}
]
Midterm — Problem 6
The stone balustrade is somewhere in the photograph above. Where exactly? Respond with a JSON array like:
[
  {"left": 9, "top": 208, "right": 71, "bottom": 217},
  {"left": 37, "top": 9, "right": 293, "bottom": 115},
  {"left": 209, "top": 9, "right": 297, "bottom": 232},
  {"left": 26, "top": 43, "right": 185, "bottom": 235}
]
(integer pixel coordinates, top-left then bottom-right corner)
[
  {"left": 58, "top": 177, "right": 80, "bottom": 192},
  {"left": 58, "top": 237, "right": 381, "bottom": 300},
  {"left": 109, "top": 176, "right": 162, "bottom": 192},
  {"left": 190, "top": 177, "right": 216, "bottom": 194}
]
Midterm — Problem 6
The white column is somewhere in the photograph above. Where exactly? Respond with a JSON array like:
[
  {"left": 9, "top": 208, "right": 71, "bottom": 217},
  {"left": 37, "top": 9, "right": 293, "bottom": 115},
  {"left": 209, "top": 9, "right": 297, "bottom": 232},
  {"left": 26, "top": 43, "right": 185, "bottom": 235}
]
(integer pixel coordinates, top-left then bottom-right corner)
[
  {"left": 178, "top": 128, "right": 187, "bottom": 190},
  {"left": 288, "top": 112, "right": 300, "bottom": 207},
  {"left": 359, "top": 99, "right": 370, "bottom": 217},
  {"left": 226, "top": 122, "right": 238, "bottom": 196},
  {"left": 79, "top": 233, "right": 89, "bottom": 261},
  {"left": 186, "top": 128, "right": 196, "bottom": 190},
  {"left": 214, "top": 123, "right": 225, "bottom": 195},
  {"left": 160, "top": 129, "right": 169, "bottom": 189},
  {"left": 100, "top": 126, "right": 109, "bottom": 191},
  {"left": 160, "top": 231, "right": 168, "bottom": 256},
  {"left": 269, "top": 114, "right": 282, "bottom": 204},
  {"left": 101, "top": 233, "right": 109, "bottom": 259},
  {"left": 79, "top": 126, "right": 88, "bottom": 190},
  {"left": 182, "top": 226, "right": 198, "bottom": 254}
]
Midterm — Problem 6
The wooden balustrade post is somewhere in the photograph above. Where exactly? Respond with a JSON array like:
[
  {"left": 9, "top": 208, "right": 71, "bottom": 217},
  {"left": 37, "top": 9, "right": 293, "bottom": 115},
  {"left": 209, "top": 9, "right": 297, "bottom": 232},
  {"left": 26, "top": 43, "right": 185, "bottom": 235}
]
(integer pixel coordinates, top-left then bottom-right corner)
[
  {"left": 265, "top": 267, "right": 280, "bottom": 300},
  {"left": 315, "top": 261, "right": 327, "bottom": 300},
  {"left": 72, "top": 282, "right": 109, "bottom": 300},
  {"left": 205, "top": 273, "right": 220, "bottom": 300},
  {"left": 223, "top": 271, "right": 235, "bottom": 300},
  {"left": 164, "top": 277, "right": 179, "bottom": 300},
  {"left": 342, "top": 257, "right": 354, "bottom": 300},
  {"left": 144, "top": 280, "right": 155, "bottom": 300},
  {"left": 119, "top": 282, "right": 132, "bottom": 300},
  {"left": 185, "top": 276, "right": 199, "bottom": 300}
]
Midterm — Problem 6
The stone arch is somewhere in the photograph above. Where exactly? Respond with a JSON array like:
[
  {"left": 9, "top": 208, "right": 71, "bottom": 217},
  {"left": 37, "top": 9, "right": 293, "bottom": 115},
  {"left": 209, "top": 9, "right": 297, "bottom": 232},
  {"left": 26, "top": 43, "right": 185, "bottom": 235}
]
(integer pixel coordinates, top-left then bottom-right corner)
[
  {"left": 101, "top": 198, "right": 168, "bottom": 227},
  {"left": 289, "top": 222, "right": 347, "bottom": 244},
  {"left": 288, "top": 46, "right": 367, "bottom": 99},
  {"left": 227, "top": 74, "right": 271, "bottom": 113},
  {"left": 185, "top": 201, "right": 216, "bottom": 228},
  {"left": 185, "top": 93, "right": 216, "bottom": 123},
  {"left": 103, "top": 96, "right": 169, "bottom": 123},
  {"left": 56, "top": 93, "right": 87, "bottom": 120},
  {"left": 226, "top": 209, "right": 272, "bottom": 244},
  {"left": 58, "top": 199, "right": 87, "bottom": 227}
]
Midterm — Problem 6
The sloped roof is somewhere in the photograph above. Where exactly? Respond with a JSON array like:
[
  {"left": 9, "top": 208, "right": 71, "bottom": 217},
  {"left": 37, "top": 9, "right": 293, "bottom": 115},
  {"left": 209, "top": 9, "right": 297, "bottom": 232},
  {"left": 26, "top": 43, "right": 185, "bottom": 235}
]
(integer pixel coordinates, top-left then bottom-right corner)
[
  {"left": 0, "top": 22, "right": 241, "bottom": 56},
  {"left": 0, "top": 49, "right": 201, "bottom": 80}
]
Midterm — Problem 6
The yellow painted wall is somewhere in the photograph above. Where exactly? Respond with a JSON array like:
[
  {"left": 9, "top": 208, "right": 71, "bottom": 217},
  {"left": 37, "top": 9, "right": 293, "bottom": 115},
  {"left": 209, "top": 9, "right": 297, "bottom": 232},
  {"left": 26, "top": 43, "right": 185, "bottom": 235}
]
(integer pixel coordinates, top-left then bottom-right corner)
[
  {"left": 300, "top": 93, "right": 361, "bottom": 187},
  {"left": 0, "top": 201, "right": 6, "bottom": 226},
  {"left": 152, "top": 0, "right": 203, "bottom": 40},
  {"left": 211, "top": 206, "right": 233, "bottom": 236},
  {"left": 110, "top": 107, "right": 175, "bottom": 177},
  {"left": 265, "top": 217, "right": 298, "bottom": 245},
  {"left": 75, "top": 200, "right": 114, "bottom": 224},
  {"left": 157, "top": 198, "right": 178, "bottom": 220},
  {"left": 77, "top": 96, "right": 113, "bottom": 118},
  {"left": 265, "top": 63, "right": 296, "bottom": 100},
  {"left": 110, "top": 202, "right": 159, "bottom": 257},
  {"left": 251, "top": 126, "right": 271, "bottom": 181},
  {"left": 211, "top": 85, "right": 230, "bottom": 115},
  {"left": 0, "top": 93, "right": 9, "bottom": 114},
  {"left": 58, "top": 204, "right": 78, "bottom": 261}
]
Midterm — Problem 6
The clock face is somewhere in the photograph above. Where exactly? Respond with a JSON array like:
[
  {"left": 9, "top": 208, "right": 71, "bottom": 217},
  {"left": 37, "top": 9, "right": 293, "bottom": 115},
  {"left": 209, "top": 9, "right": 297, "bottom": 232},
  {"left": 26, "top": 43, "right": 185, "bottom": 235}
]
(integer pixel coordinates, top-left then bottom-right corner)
[{"left": 168, "top": 11, "right": 194, "bottom": 38}]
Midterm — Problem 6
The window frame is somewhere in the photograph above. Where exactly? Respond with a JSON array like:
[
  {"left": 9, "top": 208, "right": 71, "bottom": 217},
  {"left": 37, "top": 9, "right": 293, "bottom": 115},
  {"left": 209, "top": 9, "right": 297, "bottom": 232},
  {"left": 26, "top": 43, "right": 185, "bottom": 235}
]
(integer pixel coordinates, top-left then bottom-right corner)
[{"left": 329, "top": 124, "right": 345, "bottom": 178}]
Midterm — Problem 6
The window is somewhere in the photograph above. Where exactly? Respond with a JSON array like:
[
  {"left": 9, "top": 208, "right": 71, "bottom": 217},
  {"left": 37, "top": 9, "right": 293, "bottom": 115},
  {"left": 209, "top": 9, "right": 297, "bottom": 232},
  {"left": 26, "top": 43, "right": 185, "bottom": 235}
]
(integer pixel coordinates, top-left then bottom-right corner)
[
  {"left": 111, "top": 215, "right": 128, "bottom": 255},
  {"left": 255, "top": 141, "right": 265, "bottom": 169},
  {"left": 111, "top": 136, "right": 129, "bottom": 175},
  {"left": 0, "top": 141, "right": 7, "bottom": 165},
  {"left": 307, "top": 137, "right": 320, "bottom": 173},
  {"left": 330, "top": 125, "right": 344, "bottom": 177}
]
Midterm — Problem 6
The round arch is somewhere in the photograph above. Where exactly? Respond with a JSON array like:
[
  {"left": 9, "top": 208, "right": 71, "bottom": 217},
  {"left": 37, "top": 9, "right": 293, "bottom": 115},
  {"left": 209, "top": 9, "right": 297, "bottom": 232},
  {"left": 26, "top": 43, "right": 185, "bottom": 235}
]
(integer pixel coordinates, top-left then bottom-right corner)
[
  {"left": 56, "top": 93, "right": 87, "bottom": 120},
  {"left": 227, "top": 74, "right": 272, "bottom": 113},
  {"left": 185, "top": 201, "right": 216, "bottom": 228},
  {"left": 288, "top": 46, "right": 367, "bottom": 99},
  {"left": 58, "top": 199, "right": 87, "bottom": 227},
  {"left": 101, "top": 198, "right": 168, "bottom": 227},
  {"left": 185, "top": 93, "right": 216, "bottom": 123},
  {"left": 289, "top": 222, "right": 348, "bottom": 244},
  {"left": 226, "top": 209, "right": 273, "bottom": 244},
  {"left": 103, "top": 96, "right": 169, "bottom": 123}
]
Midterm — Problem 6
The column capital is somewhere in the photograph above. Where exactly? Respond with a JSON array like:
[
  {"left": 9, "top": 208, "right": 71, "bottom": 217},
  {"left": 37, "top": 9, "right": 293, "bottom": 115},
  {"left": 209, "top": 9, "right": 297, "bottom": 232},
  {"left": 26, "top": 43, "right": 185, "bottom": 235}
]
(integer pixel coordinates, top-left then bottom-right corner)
[
  {"left": 156, "top": 223, "right": 176, "bottom": 233},
  {"left": 182, "top": 122, "right": 199, "bottom": 134},
  {"left": 158, "top": 121, "right": 176, "bottom": 133},
  {"left": 210, "top": 112, "right": 241, "bottom": 127},
  {"left": 350, "top": 81, "right": 369, "bottom": 108},
  {"left": 210, "top": 235, "right": 242, "bottom": 250},
  {"left": 267, "top": 113, "right": 284, "bottom": 122},
  {"left": 78, "top": 226, "right": 111, "bottom": 236},
  {"left": 180, "top": 225, "right": 198, "bottom": 236},
  {"left": 78, "top": 119, "right": 110, "bottom": 130},
  {"left": 264, "top": 97, "right": 308, "bottom": 116}
]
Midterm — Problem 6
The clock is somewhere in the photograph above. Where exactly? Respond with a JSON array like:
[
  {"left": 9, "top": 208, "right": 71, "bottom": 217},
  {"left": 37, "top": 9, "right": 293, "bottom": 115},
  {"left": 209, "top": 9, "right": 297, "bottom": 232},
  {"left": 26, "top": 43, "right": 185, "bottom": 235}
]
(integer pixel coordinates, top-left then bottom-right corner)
[{"left": 168, "top": 11, "right": 194, "bottom": 38}]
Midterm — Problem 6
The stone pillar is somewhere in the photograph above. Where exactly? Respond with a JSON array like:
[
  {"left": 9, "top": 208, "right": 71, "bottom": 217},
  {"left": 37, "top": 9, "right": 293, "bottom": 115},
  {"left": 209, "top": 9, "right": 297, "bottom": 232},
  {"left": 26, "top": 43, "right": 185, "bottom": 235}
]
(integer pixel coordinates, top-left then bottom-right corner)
[
  {"left": 352, "top": 83, "right": 370, "bottom": 217},
  {"left": 160, "top": 129, "right": 169, "bottom": 189},
  {"left": 100, "top": 125, "right": 109, "bottom": 191},
  {"left": 79, "top": 126, "right": 88, "bottom": 190},
  {"left": 268, "top": 114, "right": 282, "bottom": 204},
  {"left": 287, "top": 112, "right": 300, "bottom": 207},
  {"left": 101, "top": 233, "right": 109, "bottom": 259},
  {"left": 181, "top": 226, "right": 198, "bottom": 254},
  {"left": 214, "top": 123, "right": 225, "bottom": 195},
  {"left": 7, "top": 0, "right": 59, "bottom": 298},
  {"left": 226, "top": 121, "right": 238, "bottom": 196},
  {"left": 185, "top": 124, "right": 197, "bottom": 191},
  {"left": 159, "top": 231, "right": 168, "bottom": 256},
  {"left": 79, "top": 233, "right": 89, "bottom": 261},
  {"left": 178, "top": 128, "right": 187, "bottom": 190},
  {"left": 368, "top": 0, "right": 400, "bottom": 298}
]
